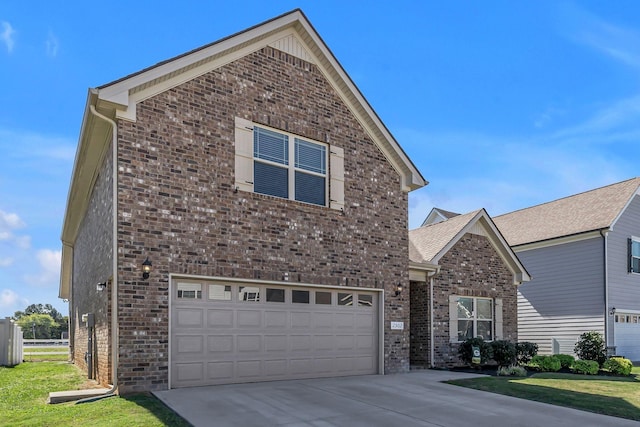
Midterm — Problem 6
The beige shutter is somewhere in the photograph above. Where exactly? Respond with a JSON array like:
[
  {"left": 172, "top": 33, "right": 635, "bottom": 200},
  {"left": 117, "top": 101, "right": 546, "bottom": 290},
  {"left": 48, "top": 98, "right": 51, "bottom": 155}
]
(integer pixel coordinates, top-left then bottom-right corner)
[
  {"left": 234, "top": 117, "right": 254, "bottom": 193},
  {"left": 329, "top": 146, "right": 345, "bottom": 211},
  {"left": 495, "top": 298, "right": 503, "bottom": 340},
  {"left": 449, "top": 295, "right": 458, "bottom": 343}
]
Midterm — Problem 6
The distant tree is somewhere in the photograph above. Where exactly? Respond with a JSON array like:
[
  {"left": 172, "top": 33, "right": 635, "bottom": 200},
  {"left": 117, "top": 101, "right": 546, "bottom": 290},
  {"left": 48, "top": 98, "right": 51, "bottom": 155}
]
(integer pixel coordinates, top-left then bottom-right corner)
[{"left": 16, "top": 313, "right": 57, "bottom": 339}]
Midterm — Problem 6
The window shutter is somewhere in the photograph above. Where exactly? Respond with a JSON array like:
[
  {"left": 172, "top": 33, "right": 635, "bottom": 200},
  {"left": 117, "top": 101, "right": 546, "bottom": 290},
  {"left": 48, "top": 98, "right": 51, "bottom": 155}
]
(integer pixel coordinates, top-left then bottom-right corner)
[
  {"left": 628, "top": 238, "right": 633, "bottom": 273},
  {"left": 495, "top": 298, "right": 503, "bottom": 340},
  {"left": 234, "top": 117, "right": 254, "bottom": 193},
  {"left": 329, "top": 146, "right": 344, "bottom": 211},
  {"left": 449, "top": 295, "right": 458, "bottom": 343}
]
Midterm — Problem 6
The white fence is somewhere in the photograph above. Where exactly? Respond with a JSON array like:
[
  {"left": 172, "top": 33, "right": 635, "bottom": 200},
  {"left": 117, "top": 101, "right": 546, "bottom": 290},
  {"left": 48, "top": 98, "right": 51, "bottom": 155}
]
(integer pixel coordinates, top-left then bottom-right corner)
[{"left": 0, "top": 317, "right": 23, "bottom": 366}]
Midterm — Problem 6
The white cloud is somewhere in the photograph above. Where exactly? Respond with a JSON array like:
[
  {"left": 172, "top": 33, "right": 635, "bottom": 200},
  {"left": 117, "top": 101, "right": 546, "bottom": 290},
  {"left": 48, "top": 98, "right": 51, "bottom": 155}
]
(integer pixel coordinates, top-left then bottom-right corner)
[
  {"left": 0, "top": 257, "right": 13, "bottom": 267},
  {"left": 0, "top": 210, "right": 25, "bottom": 230},
  {"left": 24, "top": 249, "right": 61, "bottom": 287},
  {"left": 0, "top": 289, "right": 19, "bottom": 308},
  {"left": 1, "top": 21, "right": 15, "bottom": 53},
  {"left": 46, "top": 31, "right": 58, "bottom": 57}
]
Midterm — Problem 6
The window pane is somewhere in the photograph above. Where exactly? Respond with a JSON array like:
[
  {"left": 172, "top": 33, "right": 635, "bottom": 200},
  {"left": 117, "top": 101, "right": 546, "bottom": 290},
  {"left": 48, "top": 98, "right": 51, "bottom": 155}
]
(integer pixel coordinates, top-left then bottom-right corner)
[
  {"left": 254, "top": 127, "right": 288, "bottom": 165},
  {"left": 295, "top": 139, "right": 326, "bottom": 174},
  {"left": 295, "top": 171, "right": 325, "bottom": 206},
  {"left": 208, "top": 284, "right": 231, "bottom": 300},
  {"left": 632, "top": 240, "right": 640, "bottom": 256},
  {"left": 457, "top": 297, "right": 473, "bottom": 319},
  {"left": 358, "top": 294, "right": 373, "bottom": 307},
  {"left": 239, "top": 286, "right": 260, "bottom": 302},
  {"left": 177, "top": 283, "right": 202, "bottom": 299},
  {"left": 633, "top": 257, "right": 640, "bottom": 273},
  {"left": 254, "top": 162, "right": 288, "bottom": 199},
  {"left": 458, "top": 320, "right": 473, "bottom": 341},
  {"left": 266, "top": 288, "right": 285, "bottom": 303},
  {"left": 316, "top": 291, "right": 332, "bottom": 305},
  {"left": 477, "top": 299, "right": 492, "bottom": 320},
  {"left": 338, "top": 293, "right": 353, "bottom": 306},
  {"left": 292, "top": 290, "right": 310, "bottom": 304},
  {"left": 477, "top": 321, "right": 492, "bottom": 340}
]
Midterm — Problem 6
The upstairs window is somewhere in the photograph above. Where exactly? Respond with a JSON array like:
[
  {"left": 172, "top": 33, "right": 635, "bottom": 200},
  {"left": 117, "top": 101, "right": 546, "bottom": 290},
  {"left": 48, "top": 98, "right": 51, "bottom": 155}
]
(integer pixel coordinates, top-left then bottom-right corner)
[
  {"left": 630, "top": 237, "right": 640, "bottom": 274},
  {"left": 235, "top": 117, "right": 343, "bottom": 210},
  {"left": 252, "top": 126, "right": 327, "bottom": 206}
]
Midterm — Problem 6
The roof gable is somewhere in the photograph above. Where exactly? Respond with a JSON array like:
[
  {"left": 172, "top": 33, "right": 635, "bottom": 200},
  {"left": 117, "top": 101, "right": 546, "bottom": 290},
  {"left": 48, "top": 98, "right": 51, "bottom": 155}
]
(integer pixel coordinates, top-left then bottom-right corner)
[
  {"left": 409, "top": 209, "right": 530, "bottom": 284},
  {"left": 92, "top": 9, "right": 425, "bottom": 192},
  {"left": 421, "top": 207, "right": 460, "bottom": 226},
  {"left": 494, "top": 177, "right": 640, "bottom": 247}
]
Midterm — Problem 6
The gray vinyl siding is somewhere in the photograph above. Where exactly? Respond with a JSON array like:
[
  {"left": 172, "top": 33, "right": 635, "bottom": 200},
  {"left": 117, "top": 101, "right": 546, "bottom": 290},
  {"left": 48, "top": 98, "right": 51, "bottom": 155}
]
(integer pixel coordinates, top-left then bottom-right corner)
[
  {"left": 515, "top": 237, "right": 605, "bottom": 355},
  {"left": 607, "top": 194, "right": 640, "bottom": 345}
]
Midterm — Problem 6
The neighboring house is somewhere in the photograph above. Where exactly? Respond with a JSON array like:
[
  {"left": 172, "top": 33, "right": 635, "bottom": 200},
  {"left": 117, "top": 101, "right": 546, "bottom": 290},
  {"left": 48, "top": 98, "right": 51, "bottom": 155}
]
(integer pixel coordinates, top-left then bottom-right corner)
[
  {"left": 58, "top": 9, "right": 426, "bottom": 392},
  {"left": 494, "top": 178, "right": 640, "bottom": 360},
  {"left": 409, "top": 209, "right": 530, "bottom": 368},
  {"left": 420, "top": 207, "right": 460, "bottom": 226}
]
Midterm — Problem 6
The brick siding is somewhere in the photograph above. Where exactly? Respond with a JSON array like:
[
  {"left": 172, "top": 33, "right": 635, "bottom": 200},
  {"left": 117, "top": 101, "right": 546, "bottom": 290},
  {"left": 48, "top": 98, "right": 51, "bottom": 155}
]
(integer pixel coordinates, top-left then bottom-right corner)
[{"left": 113, "top": 46, "right": 409, "bottom": 392}]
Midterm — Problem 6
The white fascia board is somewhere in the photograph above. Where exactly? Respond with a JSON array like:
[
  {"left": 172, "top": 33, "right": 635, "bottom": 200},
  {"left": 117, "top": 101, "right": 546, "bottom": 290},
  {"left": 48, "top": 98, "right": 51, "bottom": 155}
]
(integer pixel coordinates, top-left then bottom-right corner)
[{"left": 512, "top": 229, "right": 605, "bottom": 253}]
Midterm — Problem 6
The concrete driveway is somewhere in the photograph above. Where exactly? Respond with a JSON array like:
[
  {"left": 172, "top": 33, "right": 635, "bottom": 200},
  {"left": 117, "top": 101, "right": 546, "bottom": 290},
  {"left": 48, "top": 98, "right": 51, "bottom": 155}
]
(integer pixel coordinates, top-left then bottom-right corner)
[{"left": 153, "top": 370, "right": 638, "bottom": 426}]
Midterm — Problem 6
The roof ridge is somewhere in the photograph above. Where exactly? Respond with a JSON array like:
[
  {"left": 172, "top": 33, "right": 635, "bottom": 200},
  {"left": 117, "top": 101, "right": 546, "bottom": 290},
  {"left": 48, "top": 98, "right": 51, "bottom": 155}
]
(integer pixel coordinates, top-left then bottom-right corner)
[{"left": 495, "top": 177, "right": 640, "bottom": 218}]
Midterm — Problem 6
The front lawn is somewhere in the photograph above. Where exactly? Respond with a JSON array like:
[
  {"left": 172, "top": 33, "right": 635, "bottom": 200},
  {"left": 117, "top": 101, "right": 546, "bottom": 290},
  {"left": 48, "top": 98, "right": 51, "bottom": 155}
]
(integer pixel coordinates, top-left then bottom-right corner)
[
  {"left": 0, "top": 362, "right": 189, "bottom": 427},
  {"left": 447, "top": 366, "right": 640, "bottom": 421}
]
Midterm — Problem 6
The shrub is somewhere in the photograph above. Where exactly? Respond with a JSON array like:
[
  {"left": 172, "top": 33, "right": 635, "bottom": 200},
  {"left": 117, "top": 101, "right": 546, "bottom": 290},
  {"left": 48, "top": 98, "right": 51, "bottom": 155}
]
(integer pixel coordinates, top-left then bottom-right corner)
[
  {"left": 529, "top": 355, "right": 561, "bottom": 372},
  {"left": 574, "top": 331, "right": 606, "bottom": 366},
  {"left": 490, "top": 340, "right": 517, "bottom": 367},
  {"left": 516, "top": 342, "right": 538, "bottom": 365},
  {"left": 555, "top": 354, "right": 575, "bottom": 369},
  {"left": 572, "top": 359, "right": 599, "bottom": 375},
  {"left": 603, "top": 357, "right": 633, "bottom": 376},
  {"left": 458, "top": 337, "right": 493, "bottom": 365},
  {"left": 497, "top": 365, "right": 527, "bottom": 377}
]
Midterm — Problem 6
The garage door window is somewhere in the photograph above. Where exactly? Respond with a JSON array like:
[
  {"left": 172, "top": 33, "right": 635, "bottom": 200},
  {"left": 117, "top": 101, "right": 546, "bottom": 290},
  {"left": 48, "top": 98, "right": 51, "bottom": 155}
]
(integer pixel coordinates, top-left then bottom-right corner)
[
  {"left": 177, "top": 283, "right": 202, "bottom": 299},
  {"left": 209, "top": 284, "right": 231, "bottom": 301},
  {"left": 266, "top": 288, "right": 285, "bottom": 303},
  {"left": 338, "top": 292, "right": 353, "bottom": 306},
  {"left": 316, "top": 291, "right": 332, "bottom": 305},
  {"left": 292, "top": 290, "right": 310, "bottom": 304},
  {"left": 358, "top": 294, "right": 373, "bottom": 307},
  {"left": 239, "top": 286, "right": 260, "bottom": 302}
]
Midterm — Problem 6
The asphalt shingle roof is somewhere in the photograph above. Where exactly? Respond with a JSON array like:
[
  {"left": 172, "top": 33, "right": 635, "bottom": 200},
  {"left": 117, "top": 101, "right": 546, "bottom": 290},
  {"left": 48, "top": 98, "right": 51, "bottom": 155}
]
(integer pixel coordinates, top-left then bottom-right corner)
[{"left": 494, "top": 177, "right": 640, "bottom": 247}]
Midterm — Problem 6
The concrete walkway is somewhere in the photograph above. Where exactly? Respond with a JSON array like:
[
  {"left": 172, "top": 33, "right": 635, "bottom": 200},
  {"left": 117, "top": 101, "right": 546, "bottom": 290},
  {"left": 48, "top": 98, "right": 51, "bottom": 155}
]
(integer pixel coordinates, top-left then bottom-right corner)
[{"left": 154, "top": 371, "right": 638, "bottom": 426}]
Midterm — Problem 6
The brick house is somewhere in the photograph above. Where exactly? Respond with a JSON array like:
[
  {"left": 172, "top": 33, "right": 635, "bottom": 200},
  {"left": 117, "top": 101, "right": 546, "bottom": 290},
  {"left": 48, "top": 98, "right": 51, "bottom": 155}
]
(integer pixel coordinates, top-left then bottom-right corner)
[
  {"left": 59, "top": 9, "right": 425, "bottom": 392},
  {"left": 409, "top": 209, "right": 530, "bottom": 368}
]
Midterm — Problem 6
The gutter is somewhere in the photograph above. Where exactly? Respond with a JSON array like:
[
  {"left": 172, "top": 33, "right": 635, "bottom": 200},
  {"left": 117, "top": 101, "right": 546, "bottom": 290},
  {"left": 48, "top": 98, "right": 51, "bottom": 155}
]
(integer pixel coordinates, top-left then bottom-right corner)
[
  {"left": 427, "top": 267, "right": 441, "bottom": 369},
  {"left": 77, "top": 104, "right": 119, "bottom": 401}
]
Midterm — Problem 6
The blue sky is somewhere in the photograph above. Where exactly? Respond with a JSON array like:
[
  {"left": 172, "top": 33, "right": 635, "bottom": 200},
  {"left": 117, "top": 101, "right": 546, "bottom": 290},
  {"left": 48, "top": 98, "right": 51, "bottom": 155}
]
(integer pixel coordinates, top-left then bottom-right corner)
[{"left": 1, "top": 1, "right": 639, "bottom": 318}]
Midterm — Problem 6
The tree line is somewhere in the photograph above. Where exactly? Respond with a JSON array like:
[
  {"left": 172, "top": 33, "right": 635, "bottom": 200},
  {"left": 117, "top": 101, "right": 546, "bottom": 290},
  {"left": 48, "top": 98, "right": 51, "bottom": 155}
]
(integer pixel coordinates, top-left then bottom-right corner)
[{"left": 13, "top": 304, "right": 68, "bottom": 340}]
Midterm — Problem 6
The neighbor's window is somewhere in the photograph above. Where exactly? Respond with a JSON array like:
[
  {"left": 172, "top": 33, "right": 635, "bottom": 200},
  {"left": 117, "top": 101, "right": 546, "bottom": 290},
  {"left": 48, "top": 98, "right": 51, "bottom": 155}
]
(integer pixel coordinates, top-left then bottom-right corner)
[
  {"left": 457, "top": 297, "right": 493, "bottom": 341},
  {"left": 177, "top": 283, "right": 202, "bottom": 299},
  {"left": 253, "top": 126, "right": 327, "bottom": 206},
  {"left": 630, "top": 237, "right": 640, "bottom": 273}
]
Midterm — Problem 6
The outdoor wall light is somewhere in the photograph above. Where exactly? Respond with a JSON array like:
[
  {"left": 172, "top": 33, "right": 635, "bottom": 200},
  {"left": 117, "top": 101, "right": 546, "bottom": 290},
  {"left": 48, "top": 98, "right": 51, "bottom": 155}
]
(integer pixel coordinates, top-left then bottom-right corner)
[
  {"left": 395, "top": 283, "right": 403, "bottom": 296},
  {"left": 609, "top": 307, "right": 616, "bottom": 316},
  {"left": 142, "top": 258, "right": 152, "bottom": 280},
  {"left": 96, "top": 282, "right": 107, "bottom": 292}
]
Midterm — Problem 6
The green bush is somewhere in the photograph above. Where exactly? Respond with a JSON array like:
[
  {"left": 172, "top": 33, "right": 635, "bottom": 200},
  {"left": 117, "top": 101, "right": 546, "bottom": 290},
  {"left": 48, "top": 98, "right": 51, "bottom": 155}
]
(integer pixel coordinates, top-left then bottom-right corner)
[
  {"left": 490, "top": 340, "right": 517, "bottom": 367},
  {"left": 574, "top": 331, "right": 606, "bottom": 366},
  {"left": 497, "top": 365, "right": 527, "bottom": 377},
  {"left": 458, "top": 337, "right": 493, "bottom": 365},
  {"left": 555, "top": 354, "right": 575, "bottom": 369},
  {"left": 530, "top": 355, "right": 561, "bottom": 372},
  {"left": 572, "top": 359, "right": 599, "bottom": 375},
  {"left": 603, "top": 357, "right": 632, "bottom": 376},
  {"left": 516, "top": 341, "right": 538, "bottom": 364}
]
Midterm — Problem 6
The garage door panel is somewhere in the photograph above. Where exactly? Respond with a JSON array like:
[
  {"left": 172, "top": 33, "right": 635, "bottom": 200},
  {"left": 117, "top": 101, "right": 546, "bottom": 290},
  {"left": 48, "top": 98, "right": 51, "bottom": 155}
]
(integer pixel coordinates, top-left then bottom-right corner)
[
  {"left": 615, "top": 321, "right": 640, "bottom": 360},
  {"left": 176, "top": 309, "right": 203, "bottom": 328},
  {"left": 237, "top": 310, "right": 262, "bottom": 327},
  {"left": 171, "top": 280, "right": 379, "bottom": 388},
  {"left": 237, "top": 335, "right": 262, "bottom": 352},
  {"left": 208, "top": 309, "right": 234, "bottom": 328}
]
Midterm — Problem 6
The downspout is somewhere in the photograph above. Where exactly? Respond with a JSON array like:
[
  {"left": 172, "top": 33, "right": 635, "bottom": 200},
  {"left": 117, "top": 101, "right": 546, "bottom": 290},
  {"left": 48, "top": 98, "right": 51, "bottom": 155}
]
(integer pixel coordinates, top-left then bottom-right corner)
[
  {"left": 427, "top": 267, "right": 441, "bottom": 368},
  {"left": 77, "top": 105, "right": 119, "bottom": 401},
  {"left": 600, "top": 229, "right": 611, "bottom": 351}
]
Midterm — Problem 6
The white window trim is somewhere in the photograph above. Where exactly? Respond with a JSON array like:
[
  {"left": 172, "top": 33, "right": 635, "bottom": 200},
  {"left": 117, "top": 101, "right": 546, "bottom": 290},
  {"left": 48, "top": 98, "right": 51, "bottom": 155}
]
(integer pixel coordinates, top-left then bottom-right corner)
[
  {"left": 630, "top": 236, "right": 640, "bottom": 274},
  {"left": 235, "top": 117, "right": 344, "bottom": 210},
  {"left": 449, "top": 295, "right": 501, "bottom": 343}
]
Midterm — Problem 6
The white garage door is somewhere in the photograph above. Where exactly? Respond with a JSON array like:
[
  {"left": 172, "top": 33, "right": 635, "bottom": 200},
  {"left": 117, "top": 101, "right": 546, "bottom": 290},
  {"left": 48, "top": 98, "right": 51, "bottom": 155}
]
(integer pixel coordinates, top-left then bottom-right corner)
[
  {"left": 614, "top": 313, "right": 640, "bottom": 361},
  {"left": 170, "top": 278, "right": 381, "bottom": 388}
]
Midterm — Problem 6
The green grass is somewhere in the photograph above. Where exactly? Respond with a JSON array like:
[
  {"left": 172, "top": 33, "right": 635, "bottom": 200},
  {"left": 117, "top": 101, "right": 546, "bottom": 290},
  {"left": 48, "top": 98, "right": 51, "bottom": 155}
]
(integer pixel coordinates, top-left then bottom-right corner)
[
  {"left": 0, "top": 362, "right": 190, "bottom": 427},
  {"left": 448, "top": 366, "right": 640, "bottom": 421},
  {"left": 23, "top": 347, "right": 69, "bottom": 353}
]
